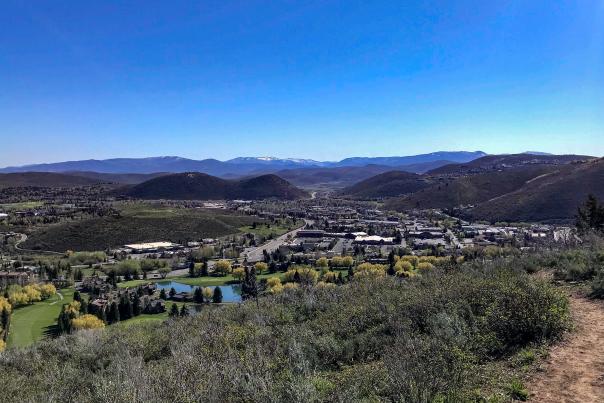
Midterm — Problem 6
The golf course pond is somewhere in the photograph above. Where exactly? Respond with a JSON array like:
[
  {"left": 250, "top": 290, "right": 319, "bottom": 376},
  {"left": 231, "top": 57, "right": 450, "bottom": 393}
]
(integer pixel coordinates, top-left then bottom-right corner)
[{"left": 155, "top": 280, "right": 242, "bottom": 303}]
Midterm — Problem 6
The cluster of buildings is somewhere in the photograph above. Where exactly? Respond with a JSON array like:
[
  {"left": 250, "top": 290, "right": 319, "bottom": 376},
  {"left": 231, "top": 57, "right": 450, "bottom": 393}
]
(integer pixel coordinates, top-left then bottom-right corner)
[{"left": 76, "top": 276, "right": 165, "bottom": 315}]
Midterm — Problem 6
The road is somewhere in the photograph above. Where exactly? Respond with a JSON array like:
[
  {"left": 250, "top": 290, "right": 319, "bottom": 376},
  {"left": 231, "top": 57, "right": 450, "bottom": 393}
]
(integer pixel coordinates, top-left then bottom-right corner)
[
  {"left": 13, "top": 233, "right": 63, "bottom": 255},
  {"left": 243, "top": 219, "right": 313, "bottom": 262}
]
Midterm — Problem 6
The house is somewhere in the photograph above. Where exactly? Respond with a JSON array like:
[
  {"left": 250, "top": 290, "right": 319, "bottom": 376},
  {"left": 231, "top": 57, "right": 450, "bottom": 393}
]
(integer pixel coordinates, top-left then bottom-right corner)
[{"left": 0, "top": 271, "right": 33, "bottom": 287}]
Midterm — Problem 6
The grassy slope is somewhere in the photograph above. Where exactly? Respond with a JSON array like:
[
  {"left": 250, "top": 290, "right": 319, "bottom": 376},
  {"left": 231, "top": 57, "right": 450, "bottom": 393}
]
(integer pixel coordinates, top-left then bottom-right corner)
[
  {"left": 385, "top": 165, "right": 557, "bottom": 211},
  {"left": 466, "top": 159, "right": 604, "bottom": 222},
  {"left": 7, "top": 288, "right": 74, "bottom": 348},
  {"left": 22, "top": 204, "right": 261, "bottom": 252}
]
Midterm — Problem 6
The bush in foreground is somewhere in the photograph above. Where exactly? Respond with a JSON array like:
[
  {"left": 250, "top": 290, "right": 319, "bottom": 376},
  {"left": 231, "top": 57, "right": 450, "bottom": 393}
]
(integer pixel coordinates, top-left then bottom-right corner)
[{"left": 0, "top": 262, "right": 569, "bottom": 402}]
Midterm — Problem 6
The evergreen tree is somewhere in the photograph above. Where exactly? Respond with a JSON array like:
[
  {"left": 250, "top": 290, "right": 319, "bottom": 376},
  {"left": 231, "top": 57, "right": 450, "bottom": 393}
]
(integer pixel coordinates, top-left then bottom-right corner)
[
  {"left": 179, "top": 304, "right": 189, "bottom": 317},
  {"left": 132, "top": 297, "right": 141, "bottom": 316},
  {"left": 200, "top": 259, "right": 209, "bottom": 276},
  {"left": 169, "top": 287, "right": 176, "bottom": 299},
  {"left": 79, "top": 299, "right": 88, "bottom": 314},
  {"left": 577, "top": 194, "right": 604, "bottom": 234},
  {"left": 159, "top": 289, "right": 167, "bottom": 300},
  {"left": 241, "top": 267, "right": 258, "bottom": 302},
  {"left": 108, "top": 301, "right": 120, "bottom": 324},
  {"left": 212, "top": 287, "right": 223, "bottom": 303},
  {"left": 188, "top": 261, "right": 196, "bottom": 277},
  {"left": 387, "top": 265, "right": 396, "bottom": 276},
  {"left": 348, "top": 266, "right": 354, "bottom": 279},
  {"left": 169, "top": 303, "right": 179, "bottom": 317},
  {"left": 293, "top": 270, "right": 301, "bottom": 283},
  {"left": 193, "top": 287, "right": 204, "bottom": 303},
  {"left": 73, "top": 291, "right": 82, "bottom": 303},
  {"left": 1, "top": 308, "right": 10, "bottom": 337}
]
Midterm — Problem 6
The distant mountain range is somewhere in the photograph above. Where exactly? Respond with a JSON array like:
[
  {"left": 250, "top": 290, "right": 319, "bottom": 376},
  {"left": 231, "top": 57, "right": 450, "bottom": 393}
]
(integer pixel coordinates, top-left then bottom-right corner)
[{"left": 0, "top": 151, "right": 487, "bottom": 176}]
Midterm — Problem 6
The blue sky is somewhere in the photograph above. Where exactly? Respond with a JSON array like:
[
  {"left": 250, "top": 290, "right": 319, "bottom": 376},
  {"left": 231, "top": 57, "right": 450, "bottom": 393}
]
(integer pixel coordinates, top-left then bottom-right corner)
[{"left": 1, "top": 0, "right": 603, "bottom": 166}]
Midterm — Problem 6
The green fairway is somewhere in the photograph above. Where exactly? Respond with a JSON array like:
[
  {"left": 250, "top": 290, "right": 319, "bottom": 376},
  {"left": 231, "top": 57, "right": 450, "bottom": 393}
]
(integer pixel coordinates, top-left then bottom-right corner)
[
  {"left": 238, "top": 221, "right": 301, "bottom": 238},
  {"left": 7, "top": 288, "right": 74, "bottom": 348},
  {"left": 0, "top": 201, "right": 44, "bottom": 210}
]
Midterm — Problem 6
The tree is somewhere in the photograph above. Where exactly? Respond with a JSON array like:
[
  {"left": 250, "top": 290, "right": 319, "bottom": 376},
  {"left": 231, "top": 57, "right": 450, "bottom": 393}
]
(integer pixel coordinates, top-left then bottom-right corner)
[
  {"left": 132, "top": 297, "right": 141, "bottom": 316},
  {"left": 202, "top": 287, "right": 213, "bottom": 302},
  {"left": 188, "top": 261, "right": 196, "bottom": 277},
  {"left": 169, "top": 303, "right": 179, "bottom": 317},
  {"left": 158, "top": 266, "right": 171, "bottom": 279},
  {"left": 232, "top": 267, "right": 246, "bottom": 282},
  {"left": 73, "top": 291, "right": 82, "bottom": 303},
  {"left": 179, "top": 304, "right": 189, "bottom": 317},
  {"left": 212, "top": 287, "right": 223, "bottom": 303},
  {"left": 200, "top": 259, "right": 209, "bottom": 276},
  {"left": 254, "top": 261, "right": 268, "bottom": 274},
  {"left": 169, "top": 287, "right": 176, "bottom": 299},
  {"left": 71, "top": 314, "right": 105, "bottom": 330},
  {"left": 241, "top": 267, "right": 258, "bottom": 303},
  {"left": 193, "top": 287, "right": 204, "bottom": 303},
  {"left": 577, "top": 194, "right": 604, "bottom": 234},
  {"left": 316, "top": 257, "right": 329, "bottom": 268},
  {"left": 159, "top": 289, "right": 167, "bottom": 300},
  {"left": 214, "top": 260, "right": 232, "bottom": 276},
  {"left": 108, "top": 302, "right": 120, "bottom": 324}
]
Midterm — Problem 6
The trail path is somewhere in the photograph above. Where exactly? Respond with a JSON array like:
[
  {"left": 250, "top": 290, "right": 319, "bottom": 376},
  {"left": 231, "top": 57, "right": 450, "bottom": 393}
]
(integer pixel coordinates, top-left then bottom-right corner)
[{"left": 528, "top": 294, "right": 604, "bottom": 402}]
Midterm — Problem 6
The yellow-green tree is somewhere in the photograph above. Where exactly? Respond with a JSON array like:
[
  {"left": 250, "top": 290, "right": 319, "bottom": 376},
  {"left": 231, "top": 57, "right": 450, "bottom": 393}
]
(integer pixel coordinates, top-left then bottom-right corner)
[
  {"left": 202, "top": 287, "right": 214, "bottom": 301},
  {"left": 232, "top": 267, "right": 245, "bottom": 281},
  {"left": 39, "top": 284, "right": 57, "bottom": 299},
  {"left": 316, "top": 257, "right": 329, "bottom": 268},
  {"left": 0, "top": 297, "right": 12, "bottom": 314},
  {"left": 266, "top": 277, "right": 284, "bottom": 294},
  {"left": 354, "top": 263, "right": 387, "bottom": 279},
  {"left": 254, "top": 262, "right": 268, "bottom": 274},
  {"left": 214, "top": 260, "right": 232, "bottom": 276},
  {"left": 0, "top": 338, "right": 6, "bottom": 352},
  {"left": 342, "top": 256, "right": 354, "bottom": 267},
  {"left": 71, "top": 314, "right": 105, "bottom": 330}
]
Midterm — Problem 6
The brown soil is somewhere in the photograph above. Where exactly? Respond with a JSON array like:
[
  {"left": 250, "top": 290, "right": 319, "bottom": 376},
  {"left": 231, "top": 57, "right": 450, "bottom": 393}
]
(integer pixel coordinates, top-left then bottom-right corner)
[{"left": 528, "top": 294, "right": 604, "bottom": 402}]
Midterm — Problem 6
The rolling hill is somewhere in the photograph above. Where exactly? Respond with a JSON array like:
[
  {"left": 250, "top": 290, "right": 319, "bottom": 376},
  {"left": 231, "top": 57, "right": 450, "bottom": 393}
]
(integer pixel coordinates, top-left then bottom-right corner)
[
  {"left": 65, "top": 171, "right": 169, "bottom": 184},
  {"left": 384, "top": 165, "right": 560, "bottom": 211},
  {"left": 428, "top": 153, "right": 593, "bottom": 175},
  {"left": 340, "top": 171, "right": 433, "bottom": 198},
  {"left": 0, "top": 172, "right": 102, "bottom": 189},
  {"left": 275, "top": 161, "right": 456, "bottom": 188},
  {"left": 464, "top": 158, "right": 604, "bottom": 222},
  {"left": 123, "top": 172, "right": 308, "bottom": 200}
]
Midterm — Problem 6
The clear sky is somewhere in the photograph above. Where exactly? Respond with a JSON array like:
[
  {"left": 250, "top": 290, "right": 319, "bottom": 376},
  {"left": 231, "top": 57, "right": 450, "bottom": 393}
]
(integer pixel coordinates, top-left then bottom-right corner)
[{"left": 1, "top": 0, "right": 603, "bottom": 166}]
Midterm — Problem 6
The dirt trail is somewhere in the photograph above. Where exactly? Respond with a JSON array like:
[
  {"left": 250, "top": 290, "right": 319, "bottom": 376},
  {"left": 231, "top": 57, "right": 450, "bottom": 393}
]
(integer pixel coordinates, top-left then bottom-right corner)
[{"left": 528, "top": 295, "right": 604, "bottom": 402}]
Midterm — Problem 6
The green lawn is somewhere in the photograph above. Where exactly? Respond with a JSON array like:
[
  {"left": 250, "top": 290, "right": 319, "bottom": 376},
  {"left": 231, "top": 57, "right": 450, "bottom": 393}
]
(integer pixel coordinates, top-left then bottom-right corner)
[
  {"left": 0, "top": 201, "right": 44, "bottom": 210},
  {"left": 7, "top": 288, "right": 74, "bottom": 348},
  {"left": 238, "top": 222, "right": 300, "bottom": 238}
]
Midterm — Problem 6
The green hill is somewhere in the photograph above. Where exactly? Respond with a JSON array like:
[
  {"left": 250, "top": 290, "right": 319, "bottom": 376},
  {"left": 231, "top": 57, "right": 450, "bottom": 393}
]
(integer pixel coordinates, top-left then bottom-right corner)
[
  {"left": 124, "top": 172, "right": 308, "bottom": 200},
  {"left": 21, "top": 204, "right": 261, "bottom": 252},
  {"left": 385, "top": 165, "right": 557, "bottom": 211},
  {"left": 0, "top": 172, "right": 101, "bottom": 189},
  {"left": 340, "top": 171, "right": 432, "bottom": 198},
  {"left": 465, "top": 158, "right": 604, "bottom": 222}
]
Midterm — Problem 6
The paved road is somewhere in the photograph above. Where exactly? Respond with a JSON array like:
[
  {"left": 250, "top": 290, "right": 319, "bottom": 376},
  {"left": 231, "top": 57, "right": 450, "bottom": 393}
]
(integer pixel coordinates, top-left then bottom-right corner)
[
  {"left": 13, "top": 233, "right": 63, "bottom": 255},
  {"left": 243, "top": 219, "right": 313, "bottom": 262}
]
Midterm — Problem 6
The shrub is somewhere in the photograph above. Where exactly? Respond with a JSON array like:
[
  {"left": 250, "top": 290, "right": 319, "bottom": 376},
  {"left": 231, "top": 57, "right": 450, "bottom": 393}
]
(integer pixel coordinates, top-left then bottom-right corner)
[
  {"left": 508, "top": 379, "right": 529, "bottom": 401},
  {"left": 71, "top": 314, "right": 105, "bottom": 331}
]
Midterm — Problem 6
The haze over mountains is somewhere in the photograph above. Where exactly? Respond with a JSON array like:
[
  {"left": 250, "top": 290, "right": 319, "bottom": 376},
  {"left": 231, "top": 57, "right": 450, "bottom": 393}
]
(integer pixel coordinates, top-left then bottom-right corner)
[
  {"left": 1, "top": 151, "right": 601, "bottom": 222},
  {"left": 0, "top": 151, "right": 487, "bottom": 176}
]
